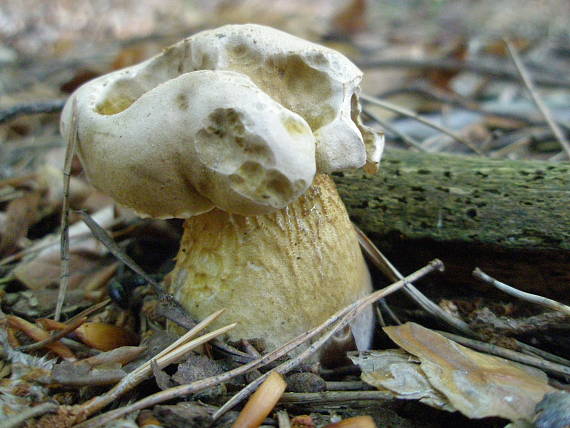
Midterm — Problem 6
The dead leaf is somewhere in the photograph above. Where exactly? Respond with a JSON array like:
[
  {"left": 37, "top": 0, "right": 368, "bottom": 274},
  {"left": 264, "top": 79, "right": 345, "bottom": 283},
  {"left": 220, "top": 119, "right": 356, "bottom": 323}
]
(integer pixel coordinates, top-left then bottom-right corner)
[
  {"left": 6, "top": 315, "right": 75, "bottom": 360},
  {"left": 0, "top": 191, "right": 41, "bottom": 254},
  {"left": 331, "top": 0, "right": 367, "bottom": 35},
  {"left": 383, "top": 322, "right": 555, "bottom": 421},
  {"left": 153, "top": 402, "right": 212, "bottom": 428},
  {"left": 74, "top": 322, "right": 138, "bottom": 351},
  {"left": 349, "top": 349, "right": 453, "bottom": 410},
  {"left": 13, "top": 205, "right": 115, "bottom": 289}
]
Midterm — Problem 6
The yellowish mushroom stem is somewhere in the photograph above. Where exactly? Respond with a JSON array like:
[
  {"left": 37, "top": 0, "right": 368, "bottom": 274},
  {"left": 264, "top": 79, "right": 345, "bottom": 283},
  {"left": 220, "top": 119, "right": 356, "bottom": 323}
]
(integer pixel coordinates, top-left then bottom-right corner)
[{"left": 169, "top": 174, "right": 373, "bottom": 354}]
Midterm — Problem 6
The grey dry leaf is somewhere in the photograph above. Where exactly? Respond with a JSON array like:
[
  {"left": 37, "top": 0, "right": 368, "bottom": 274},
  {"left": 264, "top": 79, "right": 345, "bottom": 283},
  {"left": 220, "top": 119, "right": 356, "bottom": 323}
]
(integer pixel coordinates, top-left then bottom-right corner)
[
  {"left": 383, "top": 322, "right": 555, "bottom": 422},
  {"left": 348, "top": 349, "right": 454, "bottom": 411},
  {"left": 534, "top": 391, "right": 570, "bottom": 428}
]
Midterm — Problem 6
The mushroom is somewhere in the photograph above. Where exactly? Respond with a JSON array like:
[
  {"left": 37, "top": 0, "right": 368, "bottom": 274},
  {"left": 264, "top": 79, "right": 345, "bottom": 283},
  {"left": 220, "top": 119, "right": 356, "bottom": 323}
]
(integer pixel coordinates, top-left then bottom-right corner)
[{"left": 61, "top": 24, "right": 384, "bottom": 358}]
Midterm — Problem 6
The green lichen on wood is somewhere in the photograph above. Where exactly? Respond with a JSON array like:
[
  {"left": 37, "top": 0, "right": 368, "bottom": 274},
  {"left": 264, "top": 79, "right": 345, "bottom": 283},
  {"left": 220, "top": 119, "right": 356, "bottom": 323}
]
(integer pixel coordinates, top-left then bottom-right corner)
[{"left": 335, "top": 150, "right": 570, "bottom": 251}]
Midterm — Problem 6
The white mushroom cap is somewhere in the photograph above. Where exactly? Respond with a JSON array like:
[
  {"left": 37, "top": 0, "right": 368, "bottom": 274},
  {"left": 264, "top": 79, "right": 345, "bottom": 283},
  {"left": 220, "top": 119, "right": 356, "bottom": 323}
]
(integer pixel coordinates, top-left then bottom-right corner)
[
  {"left": 62, "top": 70, "right": 315, "bottom": 217},
  {"left": 178, "top": 24, "right": 383, "bottom": 173},
  {"left": 61, "top": 24, "right": 382, "bottom": 218}
]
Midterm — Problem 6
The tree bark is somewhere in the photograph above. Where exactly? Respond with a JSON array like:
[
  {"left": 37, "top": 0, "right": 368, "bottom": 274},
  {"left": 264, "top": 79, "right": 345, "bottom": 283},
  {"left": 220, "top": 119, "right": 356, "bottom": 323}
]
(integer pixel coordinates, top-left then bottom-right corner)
[{"left": 334, "top": 150, "right": 570, "bottom": 299}]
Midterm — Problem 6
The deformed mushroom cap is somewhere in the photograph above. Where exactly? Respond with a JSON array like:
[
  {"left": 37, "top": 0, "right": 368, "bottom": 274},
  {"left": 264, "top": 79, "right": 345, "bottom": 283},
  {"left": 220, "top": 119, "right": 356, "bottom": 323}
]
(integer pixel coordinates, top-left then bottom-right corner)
[
  {"left": 62, "top": 70, "right": 316, "bottom": 217},
  {"left": 61, "top": 24, "right": 383, "bottom": 218}
]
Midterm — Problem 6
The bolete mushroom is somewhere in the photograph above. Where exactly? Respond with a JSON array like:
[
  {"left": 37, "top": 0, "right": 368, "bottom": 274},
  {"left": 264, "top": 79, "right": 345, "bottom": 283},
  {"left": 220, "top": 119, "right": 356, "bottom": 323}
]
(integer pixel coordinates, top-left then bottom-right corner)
[{"left": 61, "top": 24, "right": 384, "bottom": 357}]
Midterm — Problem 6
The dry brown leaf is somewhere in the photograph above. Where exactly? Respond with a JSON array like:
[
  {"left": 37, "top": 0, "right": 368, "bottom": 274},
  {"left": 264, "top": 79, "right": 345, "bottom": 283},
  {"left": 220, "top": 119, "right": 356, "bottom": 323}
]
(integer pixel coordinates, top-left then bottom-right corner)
[
  {"left": 331, "top": 0, "right": 367, "bottom": 35},
  {"left": 74, "top": 322, "right": 138, "bottom": 351},
  {"left": 348, "top": 349, "right": 454, "bottom": 411},
  {"left": 383, "top": 322, "right": 555, "bottom": 421},
  {"left": 0, "top": 191, "right": 41, "bottom": 254},
  {"left": 6, "top": 315, "right": 75, "bottom": 360},
  {"left": 13, "top": 205, "right": 115, "bottom": 289}
]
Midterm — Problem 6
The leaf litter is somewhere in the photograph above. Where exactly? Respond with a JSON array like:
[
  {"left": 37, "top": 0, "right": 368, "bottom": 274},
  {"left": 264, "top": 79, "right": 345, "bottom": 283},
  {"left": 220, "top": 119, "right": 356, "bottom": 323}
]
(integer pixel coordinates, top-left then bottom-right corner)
[{"left": 0, "top": 1, "right": 569, "bottom": 427}]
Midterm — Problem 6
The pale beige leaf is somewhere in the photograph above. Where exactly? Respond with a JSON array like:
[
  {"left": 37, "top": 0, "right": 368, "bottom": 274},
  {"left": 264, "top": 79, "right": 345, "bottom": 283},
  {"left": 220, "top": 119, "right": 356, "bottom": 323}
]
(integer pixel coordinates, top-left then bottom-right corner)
[
  {"left": 383, "top": 322, "right": 555, "bottom": 421},
  {"left": 349, "top": 349, "right": 454, "bottom": 411}
]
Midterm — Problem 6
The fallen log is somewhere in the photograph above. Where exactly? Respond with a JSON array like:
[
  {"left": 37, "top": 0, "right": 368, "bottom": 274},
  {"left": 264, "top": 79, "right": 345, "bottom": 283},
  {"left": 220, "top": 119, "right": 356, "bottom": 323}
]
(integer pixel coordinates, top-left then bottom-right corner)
[{"left": 335, "top": 150, "right": 570, "bottom": 299}]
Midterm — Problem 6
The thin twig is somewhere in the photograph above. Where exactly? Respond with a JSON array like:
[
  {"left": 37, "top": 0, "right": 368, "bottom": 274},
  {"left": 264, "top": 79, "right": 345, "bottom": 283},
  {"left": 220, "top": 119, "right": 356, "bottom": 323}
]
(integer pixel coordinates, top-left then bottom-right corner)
[
  {"left": 65, "top": 298, "right": 111, "bottom": 324},
  {"left": 78, "top": 309, "right": 229, "bottom": 417},
  {"left": 2, "top": 402, "right": 58, "bottom": 428},
  {"left": 362, "top": 109, "right": 426, "bottom": 152},
  {"left": 437, "top": 330, "right": 570, "bottom": 378},
  {"left": 375, "top": 85, "right": 570, "bottom": 129},
  {"left": 77, "top": 260, "right": 444, "bottom": 428},
  {"left": 378, "top": 299, "right": 401, "bottom": 325},
  {"left": 473, "top": 268, "right": 570, "bottom": 315},
  {"left": 17, "top": 316, "right": 86, "bottom": 353},
  {"left": 505, "top": 39, "right": 570, "bottom": 159},
  {"left": 76, "top": 210, "right": 195, "bottom": 329},
  {"left": 355, "top": 225, "right": 474, "bottom": 336},
  {"left": 55, "top": 98, "right": 78, "bottom": 321},
  {"left": 279, "top": 390, "right": 392, "bottom": 404},
  {"left": 361, "top": 93, "right": 485, "bottom": 155},
  {"left": 0, "top": 99, "right": 65, "bottom": 125},
  {"left": 515, "top": 341, "right": 570, "bottom": 367},
  {"left": 357, "top": 57, "right": 570, "bottom": 89},
  {"left": 325, "top": 381, "right": 372, "bottom": 391}
]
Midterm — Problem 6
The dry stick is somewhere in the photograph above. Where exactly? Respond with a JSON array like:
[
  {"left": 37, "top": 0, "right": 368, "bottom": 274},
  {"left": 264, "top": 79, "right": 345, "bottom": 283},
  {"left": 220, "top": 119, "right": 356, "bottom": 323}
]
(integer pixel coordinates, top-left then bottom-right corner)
[
  {"left": 65, "top": 298, "right": 111, "bottom": 325},
  {"left": 515, "top": 341, "right": 570, "bottom": 367},
  {"left": 55, "top": 98, "right": 78, "bottom": 321},
  {"left": 505, "top": 39, "right": 570, "bottom": 160},
  {"left": 362, "top": 109, "right": 426, "bottom": 152},
  {"left": 0, "top": 99, "right": 65, "bottom": 125},
  {"left": 360, "top": 93, "right": 485, "bottom": 156},
  {"left": 279, "top": 391, "right": 392, "bottom": 404},
  {"left": 76, "top": 210, "right": 195, "bottom": 328},
  {"left": 2, "top": 401, "right": 58, "bottom": 428},
  {"left": 212, "top": 259, "right": 444, "bottom": 420},
  {"left": 357, "top": 57, "right": 570, "bottom": 89},
  {"left": 78, "top": 260, "right": 444, "bottom": 428},
  {"left": 375, "top": 85, "right": 550, "bottom": 127},
  {"left": 354, "top": 225, "right": 474, "bottom": 336},
  {"left": 17, "top": 316, "right": 86, "bottom": 353},
  {"left": 437, "top": 330, "right": 570, "bottom": 378},
  {"left": 473, "top": 268, "right": 570, "bottom": 316},
  {"left": 354, "top": 227, "right": 401, "bottom": 325},
  {"left": 325, "top": 381, "right": 372, "bottom": 391},
  {"left": 77, "top": 313, "right": 234, "bottom": 419}
]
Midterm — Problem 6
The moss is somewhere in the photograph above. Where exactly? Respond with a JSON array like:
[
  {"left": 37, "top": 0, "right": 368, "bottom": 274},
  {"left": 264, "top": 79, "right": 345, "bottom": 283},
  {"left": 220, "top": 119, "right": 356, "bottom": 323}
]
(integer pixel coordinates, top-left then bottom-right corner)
[{"left": 335, "top": 150, "right": 570, "bottom": 251}]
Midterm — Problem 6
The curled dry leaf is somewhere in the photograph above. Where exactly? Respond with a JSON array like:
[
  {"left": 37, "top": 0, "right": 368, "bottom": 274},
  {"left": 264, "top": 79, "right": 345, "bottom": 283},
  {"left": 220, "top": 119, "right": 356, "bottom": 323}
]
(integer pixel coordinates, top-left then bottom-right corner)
[
  {"left": 74, "top": 322, "right": 138, "bottom": 351},
  {"left": 383, "top": 322, "right": 555, "bottom": 422},
  {"left": 137, "top": 409, "right": 163, "bottom": 428},
  {"left": 348, "top": 349, "right": 454, "bottom": 411},
  {"left": 233, "top": 371, "right": 287, "bottom": 428},
  {"left": 6, "top": 315, "right": 75, "bottom": 360}
]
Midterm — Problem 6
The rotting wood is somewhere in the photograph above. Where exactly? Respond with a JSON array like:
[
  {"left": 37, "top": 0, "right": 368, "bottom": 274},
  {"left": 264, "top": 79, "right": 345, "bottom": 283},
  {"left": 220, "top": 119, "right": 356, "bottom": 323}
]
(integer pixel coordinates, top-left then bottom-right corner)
[{"left": 335, "top": 149, "right": 570, "bottom": 297}]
